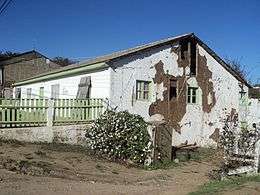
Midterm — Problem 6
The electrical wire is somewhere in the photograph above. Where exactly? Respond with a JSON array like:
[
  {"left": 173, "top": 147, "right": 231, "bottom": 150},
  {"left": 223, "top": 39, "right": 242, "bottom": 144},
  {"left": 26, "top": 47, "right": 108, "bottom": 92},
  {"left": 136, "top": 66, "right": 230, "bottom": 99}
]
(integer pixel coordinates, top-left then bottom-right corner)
[{"left": 0, "top": 0, "right": 13, "bottom": 16}]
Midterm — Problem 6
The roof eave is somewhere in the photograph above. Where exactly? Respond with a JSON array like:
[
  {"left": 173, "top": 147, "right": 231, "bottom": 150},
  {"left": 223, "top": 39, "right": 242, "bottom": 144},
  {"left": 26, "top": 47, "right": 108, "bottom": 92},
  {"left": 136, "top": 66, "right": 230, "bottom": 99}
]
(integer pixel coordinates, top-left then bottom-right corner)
[
  {"left": 192, "top": 34, "right": 252, "bottom": 88},
  {"left": 14, "top": 62, "right": 109, "bottom": 87}
]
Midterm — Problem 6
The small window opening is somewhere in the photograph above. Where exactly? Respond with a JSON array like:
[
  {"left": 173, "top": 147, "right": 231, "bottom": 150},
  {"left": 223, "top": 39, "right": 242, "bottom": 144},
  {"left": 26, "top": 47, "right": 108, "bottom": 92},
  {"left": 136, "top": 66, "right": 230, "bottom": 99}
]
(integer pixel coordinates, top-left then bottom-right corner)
[
  {"left": 0, "top": 68, "right": 3, "bottom": 85},
  {"left": 27, "top": 88, "right": 32, "bottom": 99},
  {"left": 169, "top": 79, "right": 177, "bottom": 100},
  {"left": 15, "top": 88, "right": 21, "bottom": 99},
  {"left": 39, "top": 87, "right": 44, "bottom": 99},
  {"left": 51, "top": 84, "right": 60, "bottom": 99},
  {"left": 136, "top": 80, "right": 150, "bottom": 100},
  {"left": 187, "top": 87, "right": 197, "bottom": 104}
]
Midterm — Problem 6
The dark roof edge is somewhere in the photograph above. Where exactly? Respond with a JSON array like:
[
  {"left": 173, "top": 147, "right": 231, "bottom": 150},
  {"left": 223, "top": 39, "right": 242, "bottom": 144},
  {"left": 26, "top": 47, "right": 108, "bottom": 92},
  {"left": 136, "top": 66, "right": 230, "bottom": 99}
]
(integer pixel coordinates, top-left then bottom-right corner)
[
  {"left": 0, "top": 50, "right": 58, "bottom": 65},
  {"left": 13, "top": 33, "right": 251, "bottom": 88},
  {"left": 192, "top": 34, "right": 252, "bottom": 88}
]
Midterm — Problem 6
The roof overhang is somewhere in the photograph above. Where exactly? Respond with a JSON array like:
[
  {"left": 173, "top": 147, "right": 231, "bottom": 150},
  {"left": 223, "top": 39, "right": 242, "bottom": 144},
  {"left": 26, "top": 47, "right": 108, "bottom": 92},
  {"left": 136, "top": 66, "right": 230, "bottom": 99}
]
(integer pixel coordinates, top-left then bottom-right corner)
[{"left": 14, "top": 62, "right": 109, "bottom": 87}]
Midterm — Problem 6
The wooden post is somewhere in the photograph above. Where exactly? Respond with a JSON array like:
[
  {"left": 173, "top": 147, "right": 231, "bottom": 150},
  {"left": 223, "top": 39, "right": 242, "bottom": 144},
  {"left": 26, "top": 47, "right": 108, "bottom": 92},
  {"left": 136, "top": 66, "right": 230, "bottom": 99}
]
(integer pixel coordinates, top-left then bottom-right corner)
[{"left": 47, "top": 99, "right": 54, "bottom": 127}]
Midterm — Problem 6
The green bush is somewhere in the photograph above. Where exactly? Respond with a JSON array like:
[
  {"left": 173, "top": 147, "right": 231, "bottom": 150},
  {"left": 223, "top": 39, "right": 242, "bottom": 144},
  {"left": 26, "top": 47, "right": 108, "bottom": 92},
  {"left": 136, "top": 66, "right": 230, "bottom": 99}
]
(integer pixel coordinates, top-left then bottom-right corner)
[{"left": 85, "top": 110, "right": 152, "bottom": 165}]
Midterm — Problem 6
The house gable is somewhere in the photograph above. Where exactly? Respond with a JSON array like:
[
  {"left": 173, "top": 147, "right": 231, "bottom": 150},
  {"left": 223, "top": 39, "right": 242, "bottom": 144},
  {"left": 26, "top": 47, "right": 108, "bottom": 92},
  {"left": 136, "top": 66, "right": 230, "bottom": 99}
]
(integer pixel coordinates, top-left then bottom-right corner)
[{"left": 14, "top": 34, "right": 251, "bottom": 89}]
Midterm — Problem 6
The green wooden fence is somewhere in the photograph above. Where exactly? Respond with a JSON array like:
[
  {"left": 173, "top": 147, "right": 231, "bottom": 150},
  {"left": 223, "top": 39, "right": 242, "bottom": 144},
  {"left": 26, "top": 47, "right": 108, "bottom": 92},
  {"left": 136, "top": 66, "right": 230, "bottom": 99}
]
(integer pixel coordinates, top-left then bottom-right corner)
[
  {"left": 0, "top": 98, "right": 104, "bottom": 128},
  {"left": 53, "top": 99, "right": 104, "bottom": 125}
]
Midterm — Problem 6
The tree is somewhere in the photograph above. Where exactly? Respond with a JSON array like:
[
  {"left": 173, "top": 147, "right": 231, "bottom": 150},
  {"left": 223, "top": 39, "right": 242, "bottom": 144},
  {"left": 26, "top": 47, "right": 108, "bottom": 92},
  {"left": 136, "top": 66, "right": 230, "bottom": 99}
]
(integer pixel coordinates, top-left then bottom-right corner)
[
  {"left": 225, "top": 58, "right": 250, "bottom": 82},
  {"left": 52, "top": 56, "right": 76, "bottom": 66}
]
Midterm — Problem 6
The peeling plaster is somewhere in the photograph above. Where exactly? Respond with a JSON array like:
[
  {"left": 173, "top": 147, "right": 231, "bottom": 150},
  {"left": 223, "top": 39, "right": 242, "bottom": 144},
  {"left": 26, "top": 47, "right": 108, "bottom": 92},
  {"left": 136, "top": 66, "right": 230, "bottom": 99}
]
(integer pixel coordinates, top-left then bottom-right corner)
[
  {"left": 149, "top": 60, "right": 187, "bottom": 133},
  {"left": 149, "top": 39, "right": 217, "bottom": 134},
  {"left": 197, "top": 54, "right": 216, "bottom": 113}
]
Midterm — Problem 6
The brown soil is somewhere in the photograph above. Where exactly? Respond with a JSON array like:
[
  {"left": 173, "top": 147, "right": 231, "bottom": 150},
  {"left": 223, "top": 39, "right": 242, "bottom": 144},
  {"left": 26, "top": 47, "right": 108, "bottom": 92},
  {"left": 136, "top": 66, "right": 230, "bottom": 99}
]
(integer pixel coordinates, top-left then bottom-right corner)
[
  {"left": 0, "top": 141, "right": 214, "bottom": 195},
  {"left": 222, "top": 182, "right": 260, "bottom": 195}
]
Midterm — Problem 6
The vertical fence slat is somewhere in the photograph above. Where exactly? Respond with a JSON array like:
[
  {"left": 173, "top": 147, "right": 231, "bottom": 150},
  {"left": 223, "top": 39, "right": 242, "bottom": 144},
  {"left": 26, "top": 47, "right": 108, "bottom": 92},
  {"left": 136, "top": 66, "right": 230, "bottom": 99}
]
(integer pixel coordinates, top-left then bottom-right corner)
[{"left": 0, "top": 98, "right": 103, "bottom": 127}]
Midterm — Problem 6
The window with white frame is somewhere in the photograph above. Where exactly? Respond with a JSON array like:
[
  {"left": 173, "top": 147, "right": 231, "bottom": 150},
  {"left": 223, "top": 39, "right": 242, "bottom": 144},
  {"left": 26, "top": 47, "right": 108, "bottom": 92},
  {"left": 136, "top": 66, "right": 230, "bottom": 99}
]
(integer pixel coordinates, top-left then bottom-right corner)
[
  {"left": 14, "top": 88, "right": 21, "bottom": 99},
  {"left": 187, "top": 87, "right": 197, "bottom": 104},
  {"left": 51, "top": 84, "right": 60, "bottom": 99},
  {"left": 27, "top": 88, "right": 32, "bottom": 99},
  {"left": 0, "top": 68, "right": 3, "bottom": 85},
  {"left": 39, "top": 87, "right": 44, "bottom": 99},
  {"left": 136, "top": 80, "right": 150, "bottom": 100}
]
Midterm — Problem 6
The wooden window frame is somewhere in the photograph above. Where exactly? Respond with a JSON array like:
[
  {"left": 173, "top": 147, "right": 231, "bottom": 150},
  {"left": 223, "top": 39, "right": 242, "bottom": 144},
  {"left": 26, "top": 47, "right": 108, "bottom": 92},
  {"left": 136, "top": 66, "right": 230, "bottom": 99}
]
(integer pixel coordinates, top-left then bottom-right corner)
[
  {"left": 51, "top": 84, "right": 60, "bottom": 99},
  {"left": 136, "top": 80, "right": 151, "bottom": 101},
  {"left": 0, "top": 68, "right": 3, "bottom": 85},
  {"left": 187, "top": 87, "right": 197, "bottom": 104},
  {"left": 26, "top": 88, "right": 32, "bottom": 99},
  {"left": 39, "top": 87, "right": 44, "bottom": 99},
  {"left": 169, "top": 79, "right": 177, "bottom": 100},
  {"left": 76, "top": 76, "right": 91, "bottom": 99}
]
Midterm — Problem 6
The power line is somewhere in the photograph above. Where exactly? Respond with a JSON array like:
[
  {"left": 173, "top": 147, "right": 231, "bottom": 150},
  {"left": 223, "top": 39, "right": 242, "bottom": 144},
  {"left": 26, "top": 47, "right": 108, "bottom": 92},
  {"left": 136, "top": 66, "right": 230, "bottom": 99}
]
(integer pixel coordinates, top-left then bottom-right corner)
[
  {"left": 0, "top": 0, "right": 13, "bottom": 16},
  {"left": 0, "top": 0, "right": 8, "bottom": 13}
]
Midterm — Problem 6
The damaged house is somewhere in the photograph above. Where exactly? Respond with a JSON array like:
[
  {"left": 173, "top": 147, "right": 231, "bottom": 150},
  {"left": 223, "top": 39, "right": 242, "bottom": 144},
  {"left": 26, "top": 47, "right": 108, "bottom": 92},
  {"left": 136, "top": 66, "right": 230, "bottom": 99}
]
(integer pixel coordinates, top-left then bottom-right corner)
[{"left": 13, "top": 33, "right": 258, "bottom": 147}]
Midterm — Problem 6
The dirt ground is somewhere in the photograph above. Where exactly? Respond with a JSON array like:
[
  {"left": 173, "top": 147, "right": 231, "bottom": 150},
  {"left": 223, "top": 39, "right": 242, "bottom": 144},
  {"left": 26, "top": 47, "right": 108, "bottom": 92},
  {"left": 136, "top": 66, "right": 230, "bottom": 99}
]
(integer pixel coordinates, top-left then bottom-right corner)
[
  {"left": 1, "top": 141, "right": 259, "bottom": 195},
  {"left": 0, "top": 140, "right": 216, "bottom": 195},
  {"left": 222, "top": 182, "right": 260, "bottom": 195}
]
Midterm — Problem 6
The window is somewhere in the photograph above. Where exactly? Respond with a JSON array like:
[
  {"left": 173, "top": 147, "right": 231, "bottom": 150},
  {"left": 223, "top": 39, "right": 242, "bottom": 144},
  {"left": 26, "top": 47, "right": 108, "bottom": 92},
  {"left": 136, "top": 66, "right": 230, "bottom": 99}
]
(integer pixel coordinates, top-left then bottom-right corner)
[
  {"left": 0, "top": 68, "right": 3, "bottom": 85},
  {"left": 169, "top": 79, "right": 177, "bottom": 100},
  {"left": 136, "top": 80, "right": 150, "bottom": 100},
  {"left": 76, "top": 76, "right": 91, "bottom": 99},
  {"left": 27, "top": 88, "right": 32, "bottom": 99},
  {"left": 14, "top": 88, "right": 21, "bottom": 99},
  {"left": 187, "top": 87, "right": 197, "bottom": 104},
  {"left": 51, "top": 84, "right": 60, "bottom": 99},
  {"left": 39, "top": 87, "right": 44, "bottom": 98}
]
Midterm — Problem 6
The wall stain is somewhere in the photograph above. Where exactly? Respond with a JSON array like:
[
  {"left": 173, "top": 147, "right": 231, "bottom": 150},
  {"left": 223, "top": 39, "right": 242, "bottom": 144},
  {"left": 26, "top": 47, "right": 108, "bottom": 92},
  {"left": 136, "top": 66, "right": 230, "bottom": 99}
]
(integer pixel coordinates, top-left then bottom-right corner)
[
  {"left": 149, "top": 38, "right": 216, "bottom": 134},
  {"left": 149, "top": 60, "right": 187, "bottom": 133},
  {"left": 197, "top": 54, "right": 216, "bottom": 113}
]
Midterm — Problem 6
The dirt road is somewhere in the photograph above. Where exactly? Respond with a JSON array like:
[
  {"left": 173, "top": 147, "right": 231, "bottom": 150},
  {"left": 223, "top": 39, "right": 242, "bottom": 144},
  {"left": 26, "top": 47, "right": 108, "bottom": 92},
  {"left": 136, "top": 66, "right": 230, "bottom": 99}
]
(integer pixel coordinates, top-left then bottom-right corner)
[{"left": 0, "top": 141, "right": 213, "bottom": 195}]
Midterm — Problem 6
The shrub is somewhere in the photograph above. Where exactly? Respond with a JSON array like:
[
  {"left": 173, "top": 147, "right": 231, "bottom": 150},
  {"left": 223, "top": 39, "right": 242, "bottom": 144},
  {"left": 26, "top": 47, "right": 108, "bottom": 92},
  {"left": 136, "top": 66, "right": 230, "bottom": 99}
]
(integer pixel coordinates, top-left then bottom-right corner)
[{"left": 85, "top": 110, "right": 152, "bottom": 165}]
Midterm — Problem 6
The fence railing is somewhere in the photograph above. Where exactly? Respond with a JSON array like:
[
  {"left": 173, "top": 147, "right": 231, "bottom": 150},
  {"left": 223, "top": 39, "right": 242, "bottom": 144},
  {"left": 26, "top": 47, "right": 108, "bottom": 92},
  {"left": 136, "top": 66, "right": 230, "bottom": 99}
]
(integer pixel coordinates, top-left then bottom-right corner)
[
  {"left": 0, "top": 98, "right": 104, "bottom": 128},
  {"left": 53, "top": 99, "right": 104, "bottom": 125}
]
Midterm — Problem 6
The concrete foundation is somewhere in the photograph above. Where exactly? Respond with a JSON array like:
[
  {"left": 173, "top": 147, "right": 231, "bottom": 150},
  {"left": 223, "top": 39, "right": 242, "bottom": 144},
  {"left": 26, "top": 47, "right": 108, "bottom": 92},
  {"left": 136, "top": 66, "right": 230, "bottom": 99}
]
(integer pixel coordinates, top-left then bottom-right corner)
[{"left": 0, "top": 125, "right": 89, "bottom": 146}]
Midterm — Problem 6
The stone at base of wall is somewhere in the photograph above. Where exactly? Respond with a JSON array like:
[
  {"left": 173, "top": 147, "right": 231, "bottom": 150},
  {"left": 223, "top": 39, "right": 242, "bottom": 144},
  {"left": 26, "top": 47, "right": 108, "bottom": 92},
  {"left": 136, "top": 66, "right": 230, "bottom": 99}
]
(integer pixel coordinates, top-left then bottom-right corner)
[{"left": 0, "top": 125, "right": 90, "bottom": 146}]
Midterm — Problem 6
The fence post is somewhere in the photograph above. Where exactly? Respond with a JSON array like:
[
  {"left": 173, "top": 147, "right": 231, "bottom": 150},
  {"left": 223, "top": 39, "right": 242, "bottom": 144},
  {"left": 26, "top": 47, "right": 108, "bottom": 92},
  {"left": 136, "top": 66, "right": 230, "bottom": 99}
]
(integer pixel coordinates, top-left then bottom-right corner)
[{"left": 47, "top": 99, "right": 54, "bottom": 127}]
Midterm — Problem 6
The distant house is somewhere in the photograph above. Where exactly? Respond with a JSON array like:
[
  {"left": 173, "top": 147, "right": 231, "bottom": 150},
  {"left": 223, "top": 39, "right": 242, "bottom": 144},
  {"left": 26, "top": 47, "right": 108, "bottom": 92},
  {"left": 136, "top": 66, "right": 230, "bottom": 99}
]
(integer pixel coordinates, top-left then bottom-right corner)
[
  {"left": 0, "top": 50, "right": 61, "bottom": 98},
  {"left": 14, "top": 33, "right": 258, "bottom": 146},
  {"left": 249, "top": 84, "right": 260, "bottom": 99}
]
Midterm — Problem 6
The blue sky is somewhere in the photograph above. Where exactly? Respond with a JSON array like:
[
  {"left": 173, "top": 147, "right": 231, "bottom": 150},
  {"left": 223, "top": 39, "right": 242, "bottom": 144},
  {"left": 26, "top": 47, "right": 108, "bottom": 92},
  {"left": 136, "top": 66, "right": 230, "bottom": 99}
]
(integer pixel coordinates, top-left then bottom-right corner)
[{"left": 1, "top": 0, "right": 259, "bottom": 83}]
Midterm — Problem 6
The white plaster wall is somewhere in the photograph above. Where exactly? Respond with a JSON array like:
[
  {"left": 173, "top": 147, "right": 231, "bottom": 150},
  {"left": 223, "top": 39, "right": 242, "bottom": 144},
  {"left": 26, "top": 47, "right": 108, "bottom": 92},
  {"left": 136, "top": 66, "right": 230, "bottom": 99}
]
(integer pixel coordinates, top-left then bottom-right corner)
[
  {"left": 18, "top": 68, "right": 111, "bottom": 100},
  {"left": 109, "top": 44, "right": 182, "bottom": 120},
  {"left": 173, "top": 45, "right": 247, "bottom": 146},
  {"left": 248, "top": 99, "right": 260, "bottom": 126},
  {"left": 110, "top": 43, "right": 247, "bottom": 147},
  {"left": 14, "top": 43, "right": 252, "bottom": 148}
]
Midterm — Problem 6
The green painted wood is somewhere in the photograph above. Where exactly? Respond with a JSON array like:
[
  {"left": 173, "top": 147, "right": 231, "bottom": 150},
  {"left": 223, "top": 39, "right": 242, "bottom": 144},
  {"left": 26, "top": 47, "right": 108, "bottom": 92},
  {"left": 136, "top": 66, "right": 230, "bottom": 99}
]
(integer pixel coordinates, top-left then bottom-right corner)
[
  {"left": 6, "top": 100, "right": 11, "bottom": 128},
  {"left": 0, "top": 98, "right": 103, "bottom": 127},
  {"left": 11, "top": 99, "right": 15, "bottom": 127},
  {"left": 14, "top": 62, "right": 109, "bottom": 86}
]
